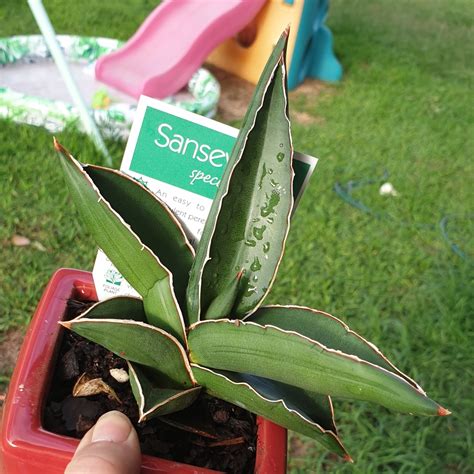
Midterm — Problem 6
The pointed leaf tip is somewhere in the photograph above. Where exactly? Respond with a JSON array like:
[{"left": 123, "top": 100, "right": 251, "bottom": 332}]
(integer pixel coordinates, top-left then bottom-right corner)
[
  {"left": 59, "top": 321, "right": 72, "bottom": 329},
  {"left": 53, "top": 136, "right": 63, "bottom": 152},
  {"left": 53, "top": 137, "right": 71, "bottom": 156},
  {"left": 344, "top": 454, "right": 354, "bottom": 463},
  {"left": 438, "top": 406, "right": 451, "bottom": 416}
]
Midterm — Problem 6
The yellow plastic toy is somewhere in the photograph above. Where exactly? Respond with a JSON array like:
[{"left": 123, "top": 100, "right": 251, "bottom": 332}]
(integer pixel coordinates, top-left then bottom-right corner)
[{"left": 207, "top": 0, "right": 342, "bottom": 89}]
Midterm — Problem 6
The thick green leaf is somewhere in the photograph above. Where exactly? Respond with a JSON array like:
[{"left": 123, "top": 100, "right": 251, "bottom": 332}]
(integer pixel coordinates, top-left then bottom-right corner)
[
  {"left": 188, "top": 320, "right": 444, "bottom": 416},
  {"left": 85, "top": 165, "right": 194, "bottom": 309},
  {"left": 79, "top": 296, "right": 146, "bottom": 321},
  {"left": 129, "top": 362, "right": 201, "bottom": 421},
  {"left": 55, "top": 140, "right": 185, "bottom": 342},
  {"left": 192, "top": 365, "right": 348, "bottom": 458},
  {"left": 247, "top": 305, "right": 423, "bottom": 391},
  {"left": 239, "top": 376, "right": 338, "bottom": 435},
  {"left": 187, "top": 29, "right": 293, "bottom": 323},
  {"left": 61, "top": 317, "right": 195, "bottom": 388},
  {"left": 142, "top": 280, "right": 186, "bottom": 342}
]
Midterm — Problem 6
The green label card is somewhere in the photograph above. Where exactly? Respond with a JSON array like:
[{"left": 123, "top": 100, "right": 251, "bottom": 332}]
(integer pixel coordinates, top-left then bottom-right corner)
[{"left": 129, "top": 106, "right": 236, "bottom": 199}]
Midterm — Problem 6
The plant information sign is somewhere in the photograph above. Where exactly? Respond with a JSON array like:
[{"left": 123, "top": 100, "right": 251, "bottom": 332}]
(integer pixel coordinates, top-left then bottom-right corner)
[{"left": 93, "top": 96, "right": 318, "bottom": 300}]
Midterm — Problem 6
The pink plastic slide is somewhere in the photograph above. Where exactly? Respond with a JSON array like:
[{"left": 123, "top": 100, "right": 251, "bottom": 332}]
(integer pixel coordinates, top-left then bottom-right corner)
[{"left": 95, "top": 0, "right": 266, "bottom": 100}]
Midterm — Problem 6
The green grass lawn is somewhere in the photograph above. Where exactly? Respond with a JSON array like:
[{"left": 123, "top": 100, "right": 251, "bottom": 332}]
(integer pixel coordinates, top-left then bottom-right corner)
[{"left": 1, "top": 0, "right": 473, "bottom": 472}]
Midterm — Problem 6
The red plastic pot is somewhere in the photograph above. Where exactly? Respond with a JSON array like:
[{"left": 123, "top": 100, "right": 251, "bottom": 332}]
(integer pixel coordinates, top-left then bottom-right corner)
[{"left": 0, "top": 269, "right": 287, "bottom": 473}]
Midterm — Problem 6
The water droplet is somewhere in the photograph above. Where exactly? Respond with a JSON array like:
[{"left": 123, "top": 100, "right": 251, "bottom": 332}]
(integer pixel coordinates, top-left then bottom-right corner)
[
  {"left": 270, "top": 179, "right": 279, "bottom": 188},
  {"left": 250, "top": 257, "right": 262, "bottom": 272},
  {"left": 263, "top": 242, "right": 270, "bottom": 253},
  {"left": 243, "top": 285, "right": 257, "bottom": 297},
  {"left": 252, "top": 217, "right": 260, "bottom": 223},
  {"left": 266, "top": 217, "right": 274, "bottom": 224},
  {"left": 245, "top": 239, "right": 257, "bottom": 247},
  {"left": 252, "top": 275, "right": 259, "bottom": 282},
  {"left": 267, "top": 168, "right": 274, "bottom": 175},
  {"left": 261, "top": 191, "right": 281, "bottom": 217},
  {"left": 258, "top": 163, "right": 268, "bottom": 189},
  {"left": 253, "top": 225, "right": 266, "bottom": 240},
  {"left": 276, "top": 152, "right": 285, "bottom": 162}
]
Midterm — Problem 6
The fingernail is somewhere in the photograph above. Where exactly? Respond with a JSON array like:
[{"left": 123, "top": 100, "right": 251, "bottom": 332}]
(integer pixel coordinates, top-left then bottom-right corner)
[{"left": 91, "top": 411, "right": 132, "bottom": 444}]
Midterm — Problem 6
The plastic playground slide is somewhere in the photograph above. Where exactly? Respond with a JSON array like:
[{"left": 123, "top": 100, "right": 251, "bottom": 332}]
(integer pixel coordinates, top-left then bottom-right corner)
[
  {"left": 207, "top": 0, "right": 342, "bottom": 89},
  {"left": 96, "top": 0, "right": 266, "bottom": 100}
]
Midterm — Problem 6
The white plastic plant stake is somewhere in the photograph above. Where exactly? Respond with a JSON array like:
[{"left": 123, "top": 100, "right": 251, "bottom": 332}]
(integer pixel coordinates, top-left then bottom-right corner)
[{"left": 27, "top": 0, "right": 112, "bottom": 165}]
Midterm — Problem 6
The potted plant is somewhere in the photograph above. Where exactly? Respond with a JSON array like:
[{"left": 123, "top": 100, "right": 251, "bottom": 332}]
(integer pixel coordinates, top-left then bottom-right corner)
[
  {"left": 0, "top": 269, "right": 286, "bottom": 473},
  {"left": 0, "top": 30, "right": 449, "bottom": 473}
]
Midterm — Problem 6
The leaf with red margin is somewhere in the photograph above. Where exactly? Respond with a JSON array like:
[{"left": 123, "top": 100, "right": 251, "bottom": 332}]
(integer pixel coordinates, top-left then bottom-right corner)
[
  {"left": 128, "top": 362, "right": 201, "bottom": 421},
  {"left": 191, "top": 365, "right": 350, "bottom": 458},
  {"left": 187, "top": 28, "right": 294, "bottom": 323},
  {"left": 246, "top": 305, "right": 424, "bottom": 392},
  {"left": 84, "top": 165, "right": 194, "bottom": 311},
  {"left": 188, "top": 319, "right": 445, "bottom": 416},
  {"left": 55, "top": 140, "right": 186, "bottom": 343},
  {"left": 61, "top": 318, "right": 195, "bottom": 388}
]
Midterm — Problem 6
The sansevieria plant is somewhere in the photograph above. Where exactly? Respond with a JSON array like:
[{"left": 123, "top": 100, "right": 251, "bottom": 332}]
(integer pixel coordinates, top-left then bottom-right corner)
[{"left": 54, "top": 30, "right": 449, "bottom": 460}]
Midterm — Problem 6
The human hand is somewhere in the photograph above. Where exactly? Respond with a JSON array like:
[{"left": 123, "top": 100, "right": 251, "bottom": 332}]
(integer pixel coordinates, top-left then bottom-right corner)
[{"left": 65, "top": 410, "right": 141, "bottom": 474}]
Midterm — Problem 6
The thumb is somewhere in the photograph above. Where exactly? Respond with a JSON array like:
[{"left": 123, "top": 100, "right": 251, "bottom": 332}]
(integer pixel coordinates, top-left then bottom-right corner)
[{"left": 65, "top": 410, "right": 141, "bottom": 474}]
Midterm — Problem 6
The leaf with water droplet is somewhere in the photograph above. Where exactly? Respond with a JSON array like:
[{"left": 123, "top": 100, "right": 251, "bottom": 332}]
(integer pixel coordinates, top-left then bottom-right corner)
[{"left": 187, "top": 30, "right": 293, "bottom": 322}]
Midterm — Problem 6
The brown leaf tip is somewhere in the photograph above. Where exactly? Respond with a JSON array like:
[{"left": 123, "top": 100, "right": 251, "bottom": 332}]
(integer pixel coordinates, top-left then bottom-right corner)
[
  {"left": 58, "top": 321, "right": 72, "bottom": 329},
  {"left": 437, "top": 406, "right": 451, "bottom": 416},
  {"left": 53, "top": 136, "right": 62, "bottom": 152},
  {"left": 53, "top": 137, "right": 70, "bottom": 157},
  {"left": 344, "top": 454, "right": 354, "bottom": 463}
]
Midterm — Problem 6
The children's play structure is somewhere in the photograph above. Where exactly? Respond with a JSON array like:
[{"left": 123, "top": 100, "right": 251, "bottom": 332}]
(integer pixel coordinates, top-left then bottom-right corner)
[
  {"left": 1, "top": 0, "right": 341, "bottom": 159},
  {"left": 95, "top": 0, "right": 267, "bottom": 99},
  {"left": 0, "top": 35, "right": 220, "bottom": 136},
  {"left": 208, "top": 0, "right": 342, "bottom": 89},
  {"left": 97, "top": 0, "right": 342, "bottom": 98}
]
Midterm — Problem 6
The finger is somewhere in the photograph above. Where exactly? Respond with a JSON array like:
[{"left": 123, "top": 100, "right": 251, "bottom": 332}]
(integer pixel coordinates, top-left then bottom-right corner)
[{"left": 65, "top": 410, "right": 141, "bottom": 474}]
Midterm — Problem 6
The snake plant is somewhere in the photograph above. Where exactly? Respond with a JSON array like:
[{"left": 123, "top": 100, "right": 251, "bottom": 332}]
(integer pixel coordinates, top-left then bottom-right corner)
[{"left": 55, "top": 30, "right": 449, "bottom": 460}]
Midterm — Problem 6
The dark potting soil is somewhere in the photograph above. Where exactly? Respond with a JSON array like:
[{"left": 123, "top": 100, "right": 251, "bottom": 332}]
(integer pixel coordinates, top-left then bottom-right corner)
[{"left": 43, "top": 299, "right": 257, "bottom": 473}]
